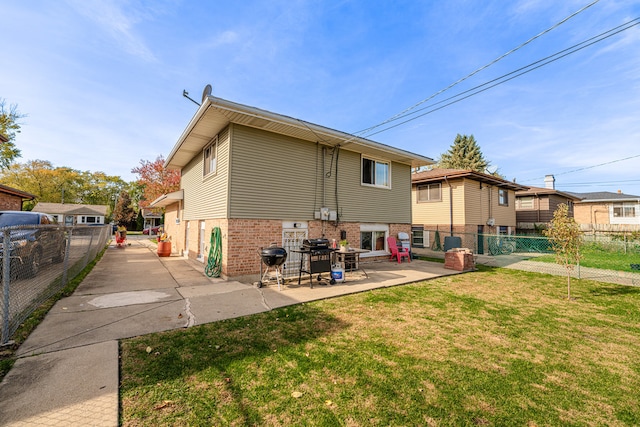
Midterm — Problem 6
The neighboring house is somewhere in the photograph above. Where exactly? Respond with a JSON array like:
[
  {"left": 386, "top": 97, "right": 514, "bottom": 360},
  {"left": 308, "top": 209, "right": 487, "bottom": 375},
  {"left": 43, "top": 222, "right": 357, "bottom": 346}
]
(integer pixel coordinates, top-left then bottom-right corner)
[
  {"left": 141, "top": 208, "right": 163, "bottom": 229},
  {"left": 33, "top": 202, "right": 108, "bottom": 226},
  {"left": 515, "top": 175, "right": 581, "bottom": 232},
  {"left": 411, "top": 168, "right": 527, "bottom": 252},
  {"left": 151, "top": 95, "right": 433, "bottom": 281},
  {"left": 569, "top": 190, "right": 640, "bottom": 232},
  {"left": 0, "top": 184, "right": 35, "bottom": 211}
]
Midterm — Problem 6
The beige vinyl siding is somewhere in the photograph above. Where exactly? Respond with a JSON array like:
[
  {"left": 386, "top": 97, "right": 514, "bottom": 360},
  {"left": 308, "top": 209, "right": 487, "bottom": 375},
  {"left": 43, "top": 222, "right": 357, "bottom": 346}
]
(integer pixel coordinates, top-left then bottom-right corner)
[
  {"left": 491, "top": 187, "right": 517, "bottom": 226},
  {"left": 229, "top": 124, "right": 412, "bottom": 223},
  {"left": 464, "top": 179, "right": 483, "bottom": 224},
  {"left": 182, "top": 127, "right": 230, "bottom": 220},
  {"left": 331, "top": 149, "right": 412, "bottom": 223},
  {"left": 412, "top": 179, "right": 466, "bottom": 225},
  {"left": 229, "top": 124, "right": 319, "bottom": 219}
]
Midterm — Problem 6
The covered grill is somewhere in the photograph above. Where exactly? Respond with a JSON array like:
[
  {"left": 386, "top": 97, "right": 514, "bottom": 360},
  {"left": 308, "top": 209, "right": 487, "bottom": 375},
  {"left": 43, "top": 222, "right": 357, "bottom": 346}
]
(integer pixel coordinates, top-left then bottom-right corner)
[
  {"left": 295, "top": 238, "right": 335, "bottom": 288},
  {"left": 258, "top": 245, "right": 288, "bottom": 290}
]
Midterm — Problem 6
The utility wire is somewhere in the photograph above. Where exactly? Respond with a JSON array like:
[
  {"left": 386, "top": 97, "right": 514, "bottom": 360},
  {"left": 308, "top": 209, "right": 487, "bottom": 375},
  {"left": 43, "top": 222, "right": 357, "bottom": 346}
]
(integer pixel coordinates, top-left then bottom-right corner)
[
  {"left": 520, "top": 154, "right": 640, "bottom": 183},
  {"left": 370, "top": 17, "right": 639, "bottom": 127},
  {"left": 351, "top": 0, "right": 601, "bottom": 139},
  {"left": 362, "top": 17, "right": 640, "bottom": 138}
]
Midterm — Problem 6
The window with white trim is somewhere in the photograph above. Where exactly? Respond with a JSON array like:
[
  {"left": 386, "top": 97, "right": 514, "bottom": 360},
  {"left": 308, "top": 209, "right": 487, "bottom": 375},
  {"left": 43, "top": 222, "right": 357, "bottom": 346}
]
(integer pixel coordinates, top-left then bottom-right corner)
[
  {"left": 203, "top": 137, "right": 218, "bottom": 177},
  {"left": 360, "top": 224, "right": 389, "bottom": 256},
  {"left": 362, "top": 156, "right": 390, "bottom": 188},
  {"left": 517, "top": 196, "right": 534, "bottom": 209},
  {"left": 417, "top": 183, "right": 441, "bottom": 202},
  {"left": 613, "top": 203, "right": 636, "bottom": 218},
  {"left": 498, "top": 189, "right": 509, "bottom": 206}
]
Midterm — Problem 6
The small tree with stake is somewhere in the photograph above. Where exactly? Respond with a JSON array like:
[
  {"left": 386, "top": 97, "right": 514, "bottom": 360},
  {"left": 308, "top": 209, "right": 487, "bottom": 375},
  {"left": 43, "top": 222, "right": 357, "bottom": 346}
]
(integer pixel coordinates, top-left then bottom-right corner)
[{"left": 543, "top": 203, "right": 582, "bottom": 299}]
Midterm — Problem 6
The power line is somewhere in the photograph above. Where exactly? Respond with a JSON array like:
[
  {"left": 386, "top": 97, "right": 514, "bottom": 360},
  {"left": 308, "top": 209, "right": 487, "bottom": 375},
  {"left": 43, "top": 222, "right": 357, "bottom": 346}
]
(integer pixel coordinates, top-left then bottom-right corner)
[
  {"left": 353, "top": 0, "right": 601, "bottom": 138},
  {"left": 361, "top": 17, "right": 640, "bottom": 138},
  {"left": 560, "top": 179, "right": 640, "bottom": 187},
  {"left": 520, "top": 154, "right": 640, "bottom": 183}
]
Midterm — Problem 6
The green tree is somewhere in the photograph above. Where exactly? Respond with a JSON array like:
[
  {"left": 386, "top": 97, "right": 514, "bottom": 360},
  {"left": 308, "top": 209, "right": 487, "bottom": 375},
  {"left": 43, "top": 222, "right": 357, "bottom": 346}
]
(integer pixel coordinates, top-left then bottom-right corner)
[
  {"left": 543, "top": 203, "right": 583, "bottom": 299},
  {"left": 0, "top": 99, "right": 24, "bottom": 169},
  {"left": 0, "top": 161, "right": 129, "bottom": 211},
  {"left": 438, "top": 134, "right": 490, "bottom": 173}
]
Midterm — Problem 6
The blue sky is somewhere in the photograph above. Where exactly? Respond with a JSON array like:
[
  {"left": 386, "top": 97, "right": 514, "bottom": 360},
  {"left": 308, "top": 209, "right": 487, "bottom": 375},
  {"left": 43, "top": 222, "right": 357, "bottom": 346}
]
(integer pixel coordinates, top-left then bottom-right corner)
[{"left": 2, "top": 0, "right": 639, "bottom": 195}]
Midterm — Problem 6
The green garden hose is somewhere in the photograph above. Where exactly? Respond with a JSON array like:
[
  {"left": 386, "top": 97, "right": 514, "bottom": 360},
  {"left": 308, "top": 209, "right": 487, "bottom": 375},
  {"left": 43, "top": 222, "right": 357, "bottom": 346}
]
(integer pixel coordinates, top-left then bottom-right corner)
[{"left": 205, "top": 227, "right": 223, "bottom": 278}]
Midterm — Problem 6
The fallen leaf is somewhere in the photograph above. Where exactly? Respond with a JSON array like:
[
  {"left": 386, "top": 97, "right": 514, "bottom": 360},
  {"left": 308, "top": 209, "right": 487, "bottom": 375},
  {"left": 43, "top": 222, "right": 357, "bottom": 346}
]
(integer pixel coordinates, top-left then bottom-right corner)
[
  {"left": 146, "top": 346, "right": 152, "bottom": 353},
  {"left": 291, "top": 391, "right": 303, "bottom": 398},
  {"left": 154, "top": 400, "right": 174, "bottom": 410},
  {"left": 325, "top": 400, "right": 333, "bottom": 406},
  {"left": 178, "top": 313, "right": 183, "bottom": 318}
]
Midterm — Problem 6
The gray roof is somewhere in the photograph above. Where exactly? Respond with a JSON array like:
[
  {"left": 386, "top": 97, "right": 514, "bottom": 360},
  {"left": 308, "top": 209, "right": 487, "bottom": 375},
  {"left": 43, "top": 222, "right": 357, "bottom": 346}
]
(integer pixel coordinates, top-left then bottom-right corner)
[
  {"left": 33, "top": 202, "right": 108, "bottom": 216},
  {"left": 569, "top": 191, "right": 640, "bottom": 202}
]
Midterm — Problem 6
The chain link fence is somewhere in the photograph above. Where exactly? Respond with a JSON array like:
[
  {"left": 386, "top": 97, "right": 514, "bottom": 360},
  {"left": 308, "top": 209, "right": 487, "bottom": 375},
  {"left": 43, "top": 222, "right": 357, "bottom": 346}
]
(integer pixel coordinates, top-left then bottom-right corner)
[
  {"left": 1, "top": 225, "right": 110, "bottom": 344},
  {"left": 416, "top": 229, "right": 640, "bottom": 286},
  {"left": 424, "top": 229, "right": 553, "bottom": 256}
]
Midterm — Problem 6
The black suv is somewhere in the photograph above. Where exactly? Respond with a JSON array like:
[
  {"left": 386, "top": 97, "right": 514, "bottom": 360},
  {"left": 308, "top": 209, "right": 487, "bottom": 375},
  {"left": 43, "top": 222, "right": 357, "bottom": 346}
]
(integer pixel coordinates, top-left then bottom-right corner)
[{"left": 0, "top": 211, "right": 67, "bottom": 278}]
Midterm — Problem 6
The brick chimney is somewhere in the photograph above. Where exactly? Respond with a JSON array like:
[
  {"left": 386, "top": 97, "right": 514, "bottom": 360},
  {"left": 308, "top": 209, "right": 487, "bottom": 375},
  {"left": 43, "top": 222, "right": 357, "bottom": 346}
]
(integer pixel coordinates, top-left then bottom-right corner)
[{"left": 544, "top": 174, "right": 555, "bottom": 190}]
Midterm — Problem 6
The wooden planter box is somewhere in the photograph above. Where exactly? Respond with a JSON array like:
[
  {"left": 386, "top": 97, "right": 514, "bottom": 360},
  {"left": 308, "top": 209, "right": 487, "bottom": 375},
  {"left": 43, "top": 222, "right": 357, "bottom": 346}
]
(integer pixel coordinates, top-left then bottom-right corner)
[{"left": 444, "top": 248, "right": 475, "bottom": 271}]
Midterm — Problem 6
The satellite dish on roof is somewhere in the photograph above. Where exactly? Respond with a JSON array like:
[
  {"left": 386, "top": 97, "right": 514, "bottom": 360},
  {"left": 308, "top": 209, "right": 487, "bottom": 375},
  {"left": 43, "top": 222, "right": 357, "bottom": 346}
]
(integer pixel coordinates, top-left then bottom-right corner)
[{"left": 202, "top": 84, "right": 212, "bottom": 102}]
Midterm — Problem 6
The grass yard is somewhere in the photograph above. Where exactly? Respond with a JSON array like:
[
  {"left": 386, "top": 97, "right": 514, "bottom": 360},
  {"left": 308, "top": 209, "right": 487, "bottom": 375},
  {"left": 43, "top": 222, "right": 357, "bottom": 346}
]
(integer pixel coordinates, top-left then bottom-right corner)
[
  {"left": 120, "top": 267, "right": 640, "bottom": 426},
  {"left": 531, "top": 243, "right": 640, "bottom": 272}
]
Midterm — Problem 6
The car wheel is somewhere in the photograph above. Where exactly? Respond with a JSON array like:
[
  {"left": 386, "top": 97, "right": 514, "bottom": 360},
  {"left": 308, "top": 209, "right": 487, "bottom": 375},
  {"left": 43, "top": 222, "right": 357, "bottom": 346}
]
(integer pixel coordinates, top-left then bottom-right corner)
[
  {"left": 26, "top": 249, "right": 42, "bottom": 278},
  {"left": 53, "top": 243, "right": 66, "bottom": 263}
]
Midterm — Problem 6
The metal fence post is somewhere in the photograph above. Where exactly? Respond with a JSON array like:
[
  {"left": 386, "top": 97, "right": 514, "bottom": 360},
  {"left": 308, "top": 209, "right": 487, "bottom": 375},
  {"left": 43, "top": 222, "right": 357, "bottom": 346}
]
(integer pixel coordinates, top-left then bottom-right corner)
[
  {"left": 84, "top": 227, "right": 95, "bottom": 268},
  {"left": 2, "top": 229, "right": 11, "bottom": 344},
  {"left": 61, "top": 227, "right": 73, "bottom": 287}
]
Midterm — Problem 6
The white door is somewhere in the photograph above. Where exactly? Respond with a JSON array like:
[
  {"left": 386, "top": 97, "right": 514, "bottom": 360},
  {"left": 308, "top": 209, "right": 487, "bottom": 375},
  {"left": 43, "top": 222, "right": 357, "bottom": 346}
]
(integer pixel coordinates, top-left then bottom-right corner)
[
  {"left": 197, "top": 221, "right": 206, "bottom": 262},
  {"left": 282, "top": 223, "right": 308, "bottom": 279}
]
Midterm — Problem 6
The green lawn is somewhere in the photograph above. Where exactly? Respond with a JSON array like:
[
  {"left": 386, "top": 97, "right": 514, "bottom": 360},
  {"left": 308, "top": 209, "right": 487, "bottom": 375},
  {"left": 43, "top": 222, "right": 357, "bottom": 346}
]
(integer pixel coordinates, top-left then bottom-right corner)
[
  {"left": 120, "top": 267, "right": 640, "bottom": 426},
  {"left": 532, "top": 242, "right": 640, "bottom": 272}
]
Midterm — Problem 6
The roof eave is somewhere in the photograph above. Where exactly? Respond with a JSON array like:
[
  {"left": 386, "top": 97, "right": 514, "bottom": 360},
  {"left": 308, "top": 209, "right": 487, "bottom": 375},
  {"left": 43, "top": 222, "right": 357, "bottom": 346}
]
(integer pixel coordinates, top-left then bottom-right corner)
[{"left": 165, "top": 96, "right": 434, "bottom": 170}]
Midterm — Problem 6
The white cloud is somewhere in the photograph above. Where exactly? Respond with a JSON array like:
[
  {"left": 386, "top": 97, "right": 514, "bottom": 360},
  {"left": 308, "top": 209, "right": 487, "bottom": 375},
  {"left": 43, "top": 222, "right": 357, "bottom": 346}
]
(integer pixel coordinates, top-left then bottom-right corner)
[{"left": 65, "top": 0, "right": 159, "bottom": 62}]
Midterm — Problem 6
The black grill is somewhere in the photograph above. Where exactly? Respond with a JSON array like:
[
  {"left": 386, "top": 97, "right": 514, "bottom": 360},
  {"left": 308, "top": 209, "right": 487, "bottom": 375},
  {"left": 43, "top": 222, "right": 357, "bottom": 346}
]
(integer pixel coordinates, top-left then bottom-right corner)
[
  {"left": 295, "top": 238, "right": 334, "bottom": 288},
  {"left": 302, "top": 238, "right": 330, "bottom": 251}
]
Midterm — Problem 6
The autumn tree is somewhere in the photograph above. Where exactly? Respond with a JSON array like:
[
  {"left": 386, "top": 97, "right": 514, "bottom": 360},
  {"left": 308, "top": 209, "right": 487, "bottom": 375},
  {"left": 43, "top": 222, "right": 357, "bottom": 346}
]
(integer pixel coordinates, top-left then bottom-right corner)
[
  {"left": 438, "top": 134, "right": 491, "bottom": 173},
  {"left": 0, "top": 98, "right": 24, "bottom": 169},
  {"left": 113, "top": 190, "right": 136, "bottom": 229},
  {"left": 131, "top": 155, "right": 180, "bottom": 209},
  {"left": 543, "top": 203, "right": 583, "bottom": 299}
]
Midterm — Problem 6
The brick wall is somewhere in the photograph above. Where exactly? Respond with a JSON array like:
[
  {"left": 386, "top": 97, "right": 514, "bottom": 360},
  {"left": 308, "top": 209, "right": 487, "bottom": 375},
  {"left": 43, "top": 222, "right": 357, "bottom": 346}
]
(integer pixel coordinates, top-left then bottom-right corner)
[
  {"left": 215, "top": 219, "right": 410, "bottom": 279},
  {"left": 0, "top": 194, "right": 24, "bottom": 211}
]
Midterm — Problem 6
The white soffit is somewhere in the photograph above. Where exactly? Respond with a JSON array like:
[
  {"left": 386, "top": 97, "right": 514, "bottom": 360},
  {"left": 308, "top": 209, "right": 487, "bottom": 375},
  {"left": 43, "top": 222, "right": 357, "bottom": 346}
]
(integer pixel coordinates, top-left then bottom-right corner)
[{"left": 165, "top": 96, "right": 433, "bottom": 169}]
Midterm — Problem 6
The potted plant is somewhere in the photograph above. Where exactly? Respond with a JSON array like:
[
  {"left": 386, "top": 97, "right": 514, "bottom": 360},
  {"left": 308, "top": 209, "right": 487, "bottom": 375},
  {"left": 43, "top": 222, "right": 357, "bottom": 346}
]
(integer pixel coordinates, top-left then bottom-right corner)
[
  {"left": 339, "top": 239, "right": 349, "bottom": 251},
  {"left": 157, "top": 231, "right": 171, "bottom": 257}
]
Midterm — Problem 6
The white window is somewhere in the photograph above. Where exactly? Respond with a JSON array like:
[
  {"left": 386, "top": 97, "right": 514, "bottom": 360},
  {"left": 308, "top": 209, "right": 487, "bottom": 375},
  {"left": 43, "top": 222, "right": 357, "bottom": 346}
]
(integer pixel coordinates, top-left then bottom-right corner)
[
  {"left": 411, "top": 226, "right": 425, "bottom": 248},
  {"left": 417, "top": 183, "right": 441, "bottom": 202},
  {"left": 613, "top": 203, "right": 636, "bottom": 218},
  {"left": 362, "top": 157, "right": 390, "bottom": 188},
  {"left": 360, "top": 224, "right": 389, "bottom": 257},
  {"left": 517, "top": 196, "right": 534, "bottom": 209},
  {"left": 498, "top": 189, "right": 509, "bottom": 206},
  {"left": 203, "top": 137, "right": 218, "bottom": 177}
]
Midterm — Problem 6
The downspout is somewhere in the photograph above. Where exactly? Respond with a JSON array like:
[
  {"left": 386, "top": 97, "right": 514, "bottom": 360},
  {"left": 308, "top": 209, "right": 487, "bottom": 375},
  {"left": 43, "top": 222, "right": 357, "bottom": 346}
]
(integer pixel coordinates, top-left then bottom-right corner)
[{"left": 445, "top": 176, "right": 453, "bottom": 236}]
